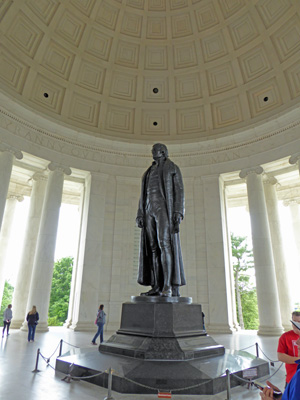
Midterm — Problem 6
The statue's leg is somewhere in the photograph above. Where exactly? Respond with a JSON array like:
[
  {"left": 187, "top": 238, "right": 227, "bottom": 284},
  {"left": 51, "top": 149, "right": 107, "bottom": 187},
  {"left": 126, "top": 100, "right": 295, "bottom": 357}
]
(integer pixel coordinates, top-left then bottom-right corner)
[
  {"left": 172, "top": 286, "right": 180, "bottom": 297},
  {"left": 140, "top": 213, "right": 162, "bottom": 296},
  {"left": 156, "top": 209, "right": 172, "bottom": 297}
]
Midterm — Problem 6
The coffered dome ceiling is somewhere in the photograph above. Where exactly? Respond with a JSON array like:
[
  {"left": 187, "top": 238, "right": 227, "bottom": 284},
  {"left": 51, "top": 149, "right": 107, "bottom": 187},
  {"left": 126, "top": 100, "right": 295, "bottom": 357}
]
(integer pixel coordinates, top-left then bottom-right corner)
[{"left": 0, "top": 0, "right": 299, "bottom": 143}]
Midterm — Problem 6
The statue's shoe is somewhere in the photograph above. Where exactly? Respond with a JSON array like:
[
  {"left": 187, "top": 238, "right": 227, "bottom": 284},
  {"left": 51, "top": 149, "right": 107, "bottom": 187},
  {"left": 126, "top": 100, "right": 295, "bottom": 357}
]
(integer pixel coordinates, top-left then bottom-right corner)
[
  {"left": 161, "top": 287, "right": 172, "bottom": 297},
  {"left": 140, "top": 287, "right": 161, "bottom": 296}
]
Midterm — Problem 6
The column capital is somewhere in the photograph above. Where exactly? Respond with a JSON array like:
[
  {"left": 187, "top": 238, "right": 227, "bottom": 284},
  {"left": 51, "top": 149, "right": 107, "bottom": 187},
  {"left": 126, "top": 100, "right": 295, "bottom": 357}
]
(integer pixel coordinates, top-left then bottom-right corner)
[
  {"left": 0, "top": 143, "right": 23, "bottom": 160},
  {"left": 263, "top": 176, "right": 278, "bottom": 186},
  {"left": 283, "top": 198, "right": 300, "bottom": 207},
  {"left": 239, "top": 166, "right": 264, "bottom": 179},
  {"left": 48, "top": 162, "right": 72, "bottom": 176},
  {"left": 289, "top": 153, "right": 300, "bottom": 166},
  {"left": 32, "top": 172, "right": 48, "bottom": 182},
  {"left": 7, "top": 194, "right": 24, "bottom": 202}
]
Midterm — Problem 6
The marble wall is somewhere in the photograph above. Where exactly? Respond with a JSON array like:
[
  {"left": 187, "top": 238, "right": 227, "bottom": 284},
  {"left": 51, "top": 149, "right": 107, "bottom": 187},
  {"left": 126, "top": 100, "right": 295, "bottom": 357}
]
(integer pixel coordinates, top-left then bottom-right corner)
[{"left": 1, "top": 94, "right": 300, "bottom": 333}]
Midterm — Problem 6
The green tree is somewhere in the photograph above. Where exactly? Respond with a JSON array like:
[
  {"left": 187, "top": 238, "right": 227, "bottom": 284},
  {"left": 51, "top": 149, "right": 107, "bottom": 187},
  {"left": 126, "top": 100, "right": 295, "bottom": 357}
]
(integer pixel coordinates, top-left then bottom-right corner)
[
  {"left": 0, "top": 281, "right": 14, "bottom": 327},
  {"left": 241, "top": 289, "right": 259, "bottom": 330},
  {"left": 48, "top": 257, "right": 73, "bottom": 326},
  {"left": 231, "top": 234, "right": 258, "bottom": 330}
]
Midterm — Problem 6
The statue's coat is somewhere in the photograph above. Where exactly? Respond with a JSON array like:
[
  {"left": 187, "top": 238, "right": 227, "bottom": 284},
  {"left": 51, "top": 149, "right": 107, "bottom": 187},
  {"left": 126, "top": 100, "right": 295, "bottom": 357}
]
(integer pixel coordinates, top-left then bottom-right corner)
[{"left": 137, "top": 158, "right": 186, "bottom": 288}]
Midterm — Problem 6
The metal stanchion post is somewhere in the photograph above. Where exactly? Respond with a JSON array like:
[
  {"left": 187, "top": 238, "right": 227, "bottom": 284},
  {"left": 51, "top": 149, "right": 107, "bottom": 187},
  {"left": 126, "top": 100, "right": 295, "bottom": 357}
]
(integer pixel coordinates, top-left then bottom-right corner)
[
  {"left": 256, "top": 343, "right": 259, "bottom": 358},
  {"left": 225, "top": 369, "right": 231, "bottom": 400},
  {"left": 104, "top": 368, "right": 115, "bottom": 400},
  {"left": 62, "top": 363, "right": 74, "bottom": 383},
  {"left": 32, "top": 348, "right": 41, "bottom": 373},
  {"left": 59, "top": 339, "right": 63, "bottom": 357}
]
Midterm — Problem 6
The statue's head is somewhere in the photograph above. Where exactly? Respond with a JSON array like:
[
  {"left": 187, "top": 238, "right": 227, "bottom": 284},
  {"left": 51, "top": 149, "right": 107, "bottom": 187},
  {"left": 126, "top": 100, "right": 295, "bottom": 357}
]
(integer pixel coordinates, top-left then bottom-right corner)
[{"left": 152, "top": 143, "right": 168, "bottom": 161}]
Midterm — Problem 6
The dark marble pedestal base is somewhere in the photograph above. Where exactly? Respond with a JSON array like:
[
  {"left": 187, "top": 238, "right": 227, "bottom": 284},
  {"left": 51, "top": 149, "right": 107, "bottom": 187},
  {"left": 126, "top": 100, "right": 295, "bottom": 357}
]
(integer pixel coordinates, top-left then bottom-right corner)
[
  {"left": 56, "top": 297, "right": 270, "bottom": 395},
  {"left": 100, "top": 296, "right": 224, "bottom": 360},
  {"left": 56, "top": 348, "right": 270, "bottom": 395}
]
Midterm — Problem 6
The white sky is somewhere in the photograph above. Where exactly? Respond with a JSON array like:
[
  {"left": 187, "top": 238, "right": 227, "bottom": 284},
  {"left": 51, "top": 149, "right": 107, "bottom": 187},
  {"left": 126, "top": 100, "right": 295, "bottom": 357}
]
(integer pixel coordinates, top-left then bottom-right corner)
[
  {"left": 3, "top": 197, "right": 299, "bottom": 307},
  {"left": 5, "top": 198, "right": 80, "bottom": 285},
  {"left": 228, "top": 204, "right": 299, "bottom": 307}
]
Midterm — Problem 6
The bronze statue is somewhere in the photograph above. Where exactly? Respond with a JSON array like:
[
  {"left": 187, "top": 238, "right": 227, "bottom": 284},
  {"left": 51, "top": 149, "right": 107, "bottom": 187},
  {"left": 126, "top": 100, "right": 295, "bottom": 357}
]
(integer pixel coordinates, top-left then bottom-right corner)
[{"left": 136, "top": 143, "right": 186, "bottom": 297}]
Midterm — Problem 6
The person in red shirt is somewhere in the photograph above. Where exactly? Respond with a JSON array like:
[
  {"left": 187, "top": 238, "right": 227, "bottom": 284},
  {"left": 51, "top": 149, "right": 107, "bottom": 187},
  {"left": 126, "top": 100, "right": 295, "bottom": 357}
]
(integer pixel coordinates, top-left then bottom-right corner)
[{"left": 277, "top": 311, "right": 300, "bottom": 386}]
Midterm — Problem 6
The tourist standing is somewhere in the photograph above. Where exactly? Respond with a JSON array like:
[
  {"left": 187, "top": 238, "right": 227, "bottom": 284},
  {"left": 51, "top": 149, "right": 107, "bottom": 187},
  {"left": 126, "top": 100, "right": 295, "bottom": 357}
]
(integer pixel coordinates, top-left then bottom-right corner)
[
  {"left": 26, "top": 306, "right": 39, "bottom": 342},
  {"left": 2, "top": 304, "right": 12, "bottom": 337}
]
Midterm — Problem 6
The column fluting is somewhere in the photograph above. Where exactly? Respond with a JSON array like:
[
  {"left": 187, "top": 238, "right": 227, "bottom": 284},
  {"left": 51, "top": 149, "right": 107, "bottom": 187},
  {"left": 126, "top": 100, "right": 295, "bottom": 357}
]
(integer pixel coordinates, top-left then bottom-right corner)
[
  {"left": 240, "top": 167, "right": 283, "bottom": 335},
  {"left": 22, "top": 163, "right": 71, "bottom": 331},
  {"left": 263, "top": 177, "right": 293, "bottom": 330},
  {"left": 0, "top": 146, "right": 23, "bottom": 231},
  {"left": 11, "top": 173, "right": 48, "bottom": 328}
]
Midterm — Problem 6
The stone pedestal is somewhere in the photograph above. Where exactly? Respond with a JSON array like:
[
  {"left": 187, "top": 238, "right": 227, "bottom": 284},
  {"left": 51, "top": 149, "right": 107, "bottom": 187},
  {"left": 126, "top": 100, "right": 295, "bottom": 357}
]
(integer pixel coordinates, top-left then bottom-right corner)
[
  {"left": 56, "top": 297, "right": 269, "bottom": 395},
  {"left": 100, "top": 296, "right": 224, "bottom": 361}
]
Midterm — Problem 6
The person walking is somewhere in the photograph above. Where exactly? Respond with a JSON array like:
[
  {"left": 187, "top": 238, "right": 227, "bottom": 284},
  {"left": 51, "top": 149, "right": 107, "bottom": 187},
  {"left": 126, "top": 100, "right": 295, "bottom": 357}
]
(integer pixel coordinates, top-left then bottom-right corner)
[
  {"left": 26, "top": 306, "right": 39, "bottom": 342},
  {"left": 2, "top": 304, "right": 12, "bottom": 337},
  {"left": 91, "top": 304, "right": 106, "bottom": 345}
]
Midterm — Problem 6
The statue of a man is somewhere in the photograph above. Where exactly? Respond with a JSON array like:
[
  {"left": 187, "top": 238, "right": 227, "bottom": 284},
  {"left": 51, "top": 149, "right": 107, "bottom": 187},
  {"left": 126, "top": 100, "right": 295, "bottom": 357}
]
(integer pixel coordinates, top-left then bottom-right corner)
[{"left": 136, "top": 143, "right": 186, "bottom": 297}]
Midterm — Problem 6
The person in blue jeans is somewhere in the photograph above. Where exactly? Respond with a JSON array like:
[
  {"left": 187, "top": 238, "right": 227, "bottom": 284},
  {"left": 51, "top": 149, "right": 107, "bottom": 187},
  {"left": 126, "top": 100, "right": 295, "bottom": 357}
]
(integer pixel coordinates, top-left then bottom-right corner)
[
  {"left": 92, "top": 304, "right": 106, "bottom": 345},
  {"left": 2, "top": 304, "right": 12, "bottom": 337},
  {"left": 26, "top": 306, "right": 39, "bottom": 342}
]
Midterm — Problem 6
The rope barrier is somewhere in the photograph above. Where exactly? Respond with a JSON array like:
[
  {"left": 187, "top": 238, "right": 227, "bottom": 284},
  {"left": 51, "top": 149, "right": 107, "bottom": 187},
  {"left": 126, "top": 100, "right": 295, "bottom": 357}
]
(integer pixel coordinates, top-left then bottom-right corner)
[
  {"left": 229, "top": 362, "right": 284, "bottom": 392},
  {"left": 262, "top": 362, "right": 284, "bottom": 381},
  {"left": 257, "top": 344, "right": 282, "bottom": 363},
  {"left": 239, "top": 343, "right": 257, "bottom": 351},
  {"left": 43, "top": 341, "right": 61, "bottom": 360},
  {"left": 32, "top": 348, "right": 41, "bottom": 373},
  {"left": 226, "top": 369, "right": 231, "bottom": 400},
  {"left": 62, "top": 339, "right": 80, "bottom": 348},
  {"left": 105, "top": 367, "right": 115, "bottom": 400},
  {"left": 112, "top": 368, "right": 228, "bottom": 393},
  {"left": 39, "top": 352, "right": 56, "bottom": 370},
  {"left": 63, "top": 369, "right": 107, "bottom": 381},
  {"left": 31, "top": 337, "right": 285, "bottom": 398}
]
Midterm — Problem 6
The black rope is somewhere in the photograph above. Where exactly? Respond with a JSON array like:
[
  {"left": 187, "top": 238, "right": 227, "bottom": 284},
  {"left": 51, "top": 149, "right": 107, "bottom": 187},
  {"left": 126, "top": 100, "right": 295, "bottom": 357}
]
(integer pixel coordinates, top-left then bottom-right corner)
[
  {"left": 257, "top": 344, "right": 281, "bottom": 363},
  {"left": 62, "top": 340, "right": 80, "bottom": 348},
  {"left": 43, "top": 341, "right": 61, "bottom": 360},
  {"left": 239, "top": 343, "right": 257, "bottom": 351},
  {"left": 113, "top": 368, "right": 228, "bottom": 393}
]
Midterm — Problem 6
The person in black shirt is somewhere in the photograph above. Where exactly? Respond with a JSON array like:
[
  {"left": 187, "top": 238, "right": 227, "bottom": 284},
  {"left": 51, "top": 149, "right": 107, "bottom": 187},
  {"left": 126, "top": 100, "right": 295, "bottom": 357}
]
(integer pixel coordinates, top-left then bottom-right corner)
[{"left": 26, "top": 305, "right": 39, "bottom": 342}]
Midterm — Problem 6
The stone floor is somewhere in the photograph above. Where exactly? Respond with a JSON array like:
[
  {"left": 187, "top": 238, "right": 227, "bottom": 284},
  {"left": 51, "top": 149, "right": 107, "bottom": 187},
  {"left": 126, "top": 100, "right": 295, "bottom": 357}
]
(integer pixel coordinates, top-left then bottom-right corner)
[{"left": 0, "top": 327, "right": 286, "bottom": 400}]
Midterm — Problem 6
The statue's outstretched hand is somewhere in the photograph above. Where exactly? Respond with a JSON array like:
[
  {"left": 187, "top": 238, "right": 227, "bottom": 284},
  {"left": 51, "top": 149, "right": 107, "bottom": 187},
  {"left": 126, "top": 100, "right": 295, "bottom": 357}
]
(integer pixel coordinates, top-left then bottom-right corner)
[{"left": 136, "top": 216, "right": 144, "bottom": 228}]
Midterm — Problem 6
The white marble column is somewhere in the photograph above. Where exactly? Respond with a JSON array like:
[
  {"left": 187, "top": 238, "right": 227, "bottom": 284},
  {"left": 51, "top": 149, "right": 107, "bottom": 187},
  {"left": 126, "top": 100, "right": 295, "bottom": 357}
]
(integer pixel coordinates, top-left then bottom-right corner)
[
  {"left": 70, "top": 172, "right": 108, "bottom": 331},
  {"left": 224, "top": 186, "right": 240, "bottom": 331},
  {"left": 193, "top": 177, "right": 209, "bottom": 306},
  {"left": 178, "top": 177, "right": 198, "bottom": 300},
  {"left": 202, "top": 174, "right": 235, "bottom": 333},
  {"left": 240, "top": 167, "right": 283, "bottom": 335},
  {"left": 283, "top": 200, "right": 300, "bottom": 264},
  {"left": 107, "top": 176, "right": 142, "bottom": 333},
  {"left": 263, "top": 177, "right": 293, "bottom": 330},
  {"left": 289, "top": 154, "right": 300, "bottom": 260},
  {"left": 22, "top": 163, "right": 71, "bottom": 331},
  {"left": 0, "top": 146, "right": 23, "bottom": 231},
  {"left": 63, "top": 186, "right": 84, "bottom": 329},
  {"left": 10, "top": 173, "right": 47, "bottom": 328},
  {"left": 0, "top": 194, "right": 24, "bottom": 306}
]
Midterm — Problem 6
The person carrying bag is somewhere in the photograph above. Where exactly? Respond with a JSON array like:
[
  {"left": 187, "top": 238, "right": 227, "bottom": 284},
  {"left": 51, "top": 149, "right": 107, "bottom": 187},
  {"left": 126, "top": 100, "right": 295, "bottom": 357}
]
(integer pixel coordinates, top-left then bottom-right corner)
[{"left": 91, "top": 304, "right": 106, "bottom": 345}]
